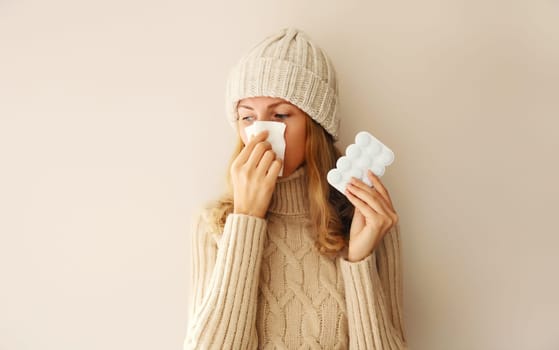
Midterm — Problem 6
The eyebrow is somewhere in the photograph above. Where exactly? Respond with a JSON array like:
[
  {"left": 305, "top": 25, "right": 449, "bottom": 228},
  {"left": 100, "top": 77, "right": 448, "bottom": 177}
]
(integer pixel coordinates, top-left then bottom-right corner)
[{"left": 237, "top": 101, "right": 291, "bottom": 110}]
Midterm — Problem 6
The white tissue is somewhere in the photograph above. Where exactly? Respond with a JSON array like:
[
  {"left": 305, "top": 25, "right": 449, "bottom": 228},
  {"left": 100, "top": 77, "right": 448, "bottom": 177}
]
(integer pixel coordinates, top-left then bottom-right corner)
[{"left": 244, "top": 121, "right": 287, "bottom": 176}]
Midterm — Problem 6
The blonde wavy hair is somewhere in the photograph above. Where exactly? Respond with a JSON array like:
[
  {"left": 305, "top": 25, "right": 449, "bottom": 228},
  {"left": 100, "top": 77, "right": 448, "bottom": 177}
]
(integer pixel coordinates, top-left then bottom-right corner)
[{"left": 204, "top": 114, "right": 355, "bottom": 259}]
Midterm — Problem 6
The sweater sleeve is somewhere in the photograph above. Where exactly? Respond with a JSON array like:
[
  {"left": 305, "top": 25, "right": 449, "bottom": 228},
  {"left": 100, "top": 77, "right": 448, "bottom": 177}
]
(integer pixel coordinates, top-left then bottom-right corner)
[
  {"left": 183, "top": 210, "right": 268, "bottom": 350},
  {"left": 338, "top": 222, "right": 408, "bottom": 350}
]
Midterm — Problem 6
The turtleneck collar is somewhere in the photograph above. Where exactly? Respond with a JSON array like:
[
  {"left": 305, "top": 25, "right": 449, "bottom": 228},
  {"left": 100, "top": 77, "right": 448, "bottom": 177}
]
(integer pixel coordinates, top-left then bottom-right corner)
[{"left": 267, "top": 164, "right": 310, "bottom": 216}]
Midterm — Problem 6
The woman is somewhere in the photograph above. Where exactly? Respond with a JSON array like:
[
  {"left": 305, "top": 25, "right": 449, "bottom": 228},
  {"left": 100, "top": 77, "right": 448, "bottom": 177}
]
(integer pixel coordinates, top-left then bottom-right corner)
[{"left": 184, "top": 27, "right": 408, "bottom": 349}]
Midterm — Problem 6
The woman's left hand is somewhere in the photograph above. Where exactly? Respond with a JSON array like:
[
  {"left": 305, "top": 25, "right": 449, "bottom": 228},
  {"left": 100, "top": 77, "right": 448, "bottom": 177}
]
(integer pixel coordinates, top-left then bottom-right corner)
[{"left": 345, "top": 169, "right": 399, "bottom": 262}]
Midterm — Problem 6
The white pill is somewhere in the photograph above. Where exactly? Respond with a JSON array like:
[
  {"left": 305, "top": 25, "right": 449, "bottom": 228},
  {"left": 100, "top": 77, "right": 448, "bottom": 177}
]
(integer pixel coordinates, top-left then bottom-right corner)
[
  {"left": 356, "top": 154, "right": 372, "bottom": 168},
  {"left": 366, "top": 141, "right": 382, "bottom": 157},
  {"left": 346, "top": 144, "right": 361, "bottom": 159},
  {"left": 336, "top": 156, "right": 351, "bottom": 171},
  {"left": 370, "top": 163, "right": 383, "bottom": 176},
  {"left": 370, "top": 157, "right": 384, "bottom": 168},
  {"left": 348, "top": 167, "right": 362, "bottom": 181},
  {"left": 342, "top": 171, "right": 352, "bottom": 183},
  {"left": 327, "top": 169, "right": 342, "bottom": 185},
  {"left": 355, "top": 131, "right": 371, "bottom": 147},
  {"left": 379, "top": 149, "right": 395, "bottom": 165}
]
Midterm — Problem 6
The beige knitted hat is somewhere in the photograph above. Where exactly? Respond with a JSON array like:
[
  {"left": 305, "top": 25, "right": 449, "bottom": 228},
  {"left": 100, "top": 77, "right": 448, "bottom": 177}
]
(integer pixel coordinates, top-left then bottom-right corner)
[{"left": 225, "top": 27, "right": 340, "bottom": 140}]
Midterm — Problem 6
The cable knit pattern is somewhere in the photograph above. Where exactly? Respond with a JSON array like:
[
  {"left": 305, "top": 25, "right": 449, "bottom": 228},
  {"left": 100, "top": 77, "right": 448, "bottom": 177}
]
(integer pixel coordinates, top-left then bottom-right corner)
[{"left": 184, "top": 166, "right": 408, "bottom": 349}]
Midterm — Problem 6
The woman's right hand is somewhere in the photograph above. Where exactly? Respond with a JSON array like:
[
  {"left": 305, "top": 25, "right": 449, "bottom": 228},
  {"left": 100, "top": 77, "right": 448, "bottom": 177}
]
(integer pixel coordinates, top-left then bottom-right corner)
[{"left": 230, "top": 130, "right": 283, "bottom": 219}]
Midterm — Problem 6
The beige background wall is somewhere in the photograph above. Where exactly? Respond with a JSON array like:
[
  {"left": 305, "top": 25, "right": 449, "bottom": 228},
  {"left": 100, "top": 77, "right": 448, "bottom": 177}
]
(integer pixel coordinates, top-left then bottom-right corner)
[{"left": 1, "top": 0, "right": 558, "bottom": 349}]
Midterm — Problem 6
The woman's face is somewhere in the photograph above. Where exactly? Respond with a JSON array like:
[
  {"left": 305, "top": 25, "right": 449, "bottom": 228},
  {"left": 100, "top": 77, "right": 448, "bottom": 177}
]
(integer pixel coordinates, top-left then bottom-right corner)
[{"left": 236, "top": 96, "right": 307, "bottom": 178}]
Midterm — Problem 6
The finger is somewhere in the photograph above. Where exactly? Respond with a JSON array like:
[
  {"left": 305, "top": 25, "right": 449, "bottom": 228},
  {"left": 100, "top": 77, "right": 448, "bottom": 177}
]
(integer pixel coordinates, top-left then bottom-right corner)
[
  {"left": 265, "top": 158, "right": 283, "bottom": 179},
  {"left": 350, "top": 177, "right": 377, "bottom": 197},
  {"left": 349, "top": 176, "right": 389, "bottom": 210},
  {"left": 347, "top": 182, "right": 390, "bottom": 217},
  {"left": 355, "top": 175, "right": 399, "bottom": 224},
  {"left": 256, "top": 149, "right": 276, "bottom": 174},
  {"left": 246, "top": 140, "right": 272, "bottom": 169},
  {"left": 345, "top": 186, "right": 380, "bottom": 219},
  {"left": 366, "top": 170, "right": 395, "bottom": 210},
  {"left": 234, "top": 130, "right": 269, "bottom": 167}
]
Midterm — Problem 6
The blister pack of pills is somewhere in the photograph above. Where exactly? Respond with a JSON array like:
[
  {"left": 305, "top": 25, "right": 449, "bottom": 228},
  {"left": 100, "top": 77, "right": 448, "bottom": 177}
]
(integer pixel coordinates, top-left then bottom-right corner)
[{"left": 327, "top": 131, "right": 395, "bottom": 195}]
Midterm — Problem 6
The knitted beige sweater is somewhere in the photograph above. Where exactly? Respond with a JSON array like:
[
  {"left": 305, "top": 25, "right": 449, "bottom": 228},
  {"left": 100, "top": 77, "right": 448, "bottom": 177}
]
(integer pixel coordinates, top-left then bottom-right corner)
[{"left": 183, "top": 165, "right": 408, "bottom": 349}]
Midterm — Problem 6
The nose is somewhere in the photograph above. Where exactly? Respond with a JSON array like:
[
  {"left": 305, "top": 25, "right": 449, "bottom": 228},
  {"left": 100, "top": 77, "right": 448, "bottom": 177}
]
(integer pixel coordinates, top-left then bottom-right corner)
[{"left": 256, "top": 114, "right": 274, "bottom": 122}]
